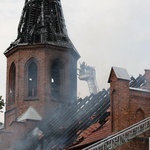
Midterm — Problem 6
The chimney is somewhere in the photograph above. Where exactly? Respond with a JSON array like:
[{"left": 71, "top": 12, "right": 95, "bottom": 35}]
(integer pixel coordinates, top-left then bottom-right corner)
[{"left": 144, "top": 69, "right": 150, "bottom": 90}]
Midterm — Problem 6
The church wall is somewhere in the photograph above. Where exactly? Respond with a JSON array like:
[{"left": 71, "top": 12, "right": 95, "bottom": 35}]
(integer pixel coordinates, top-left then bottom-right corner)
[
  {"left": 109, "top": 70, "right": 150, "bottom": 150},
  {"left": 129, "top": 90, "right": 150, "bottom": 126},
  {"left": 5, "top": 45, "right": 46, "bottom": 129},
  {"left": 5, "top": 44, "right": 78, "bottom": 129},
  {"left": 109, "top": 70, "right": 130, "bottom": 132}
]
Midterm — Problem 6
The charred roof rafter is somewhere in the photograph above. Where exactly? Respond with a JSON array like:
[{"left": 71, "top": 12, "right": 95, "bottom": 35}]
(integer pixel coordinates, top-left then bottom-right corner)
[{"left": 8, "top": 0, "right": 70, "bottom": 49}]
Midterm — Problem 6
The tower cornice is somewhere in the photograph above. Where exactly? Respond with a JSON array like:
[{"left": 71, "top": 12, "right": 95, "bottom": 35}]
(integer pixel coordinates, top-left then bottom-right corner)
[{"left": 4, "top": 43, "right": 80, "bottom": 59}]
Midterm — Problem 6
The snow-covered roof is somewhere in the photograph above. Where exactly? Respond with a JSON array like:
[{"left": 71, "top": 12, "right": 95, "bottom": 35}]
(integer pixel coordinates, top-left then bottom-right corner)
[
  {"left": 17, "top": 106, "right": 42, "bottom": 122},
  {"left": 108, "top": 66, "right": 130, "bottom": 82}
]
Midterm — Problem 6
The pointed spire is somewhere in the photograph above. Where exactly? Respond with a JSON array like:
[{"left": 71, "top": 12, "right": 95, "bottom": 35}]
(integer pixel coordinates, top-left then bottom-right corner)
[
  {"left": 20, "top": 0, "right": 69, "bottom": 43},
  {"left": 11, "top": 0, "right": 71, "bottom": 46},
  {"left": 5, "top": 0, "right": 80, "bottom": 58}
]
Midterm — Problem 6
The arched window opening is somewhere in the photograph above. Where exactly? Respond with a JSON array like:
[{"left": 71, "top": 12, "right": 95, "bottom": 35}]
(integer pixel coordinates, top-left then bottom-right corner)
[
  {"left": 135, "top": 108, "right": 145, "bottom": 137},
  {"left": 28, "top": 62, "right": 37, "bottom": 97},
  {"left": 136, "top": 108, "right": 145, "bottom": 123},
  {"left": 9, "top": 63, "right": 16, "bottom": 103},
  {"left": 51, "top": 60, "right": 62, "bottom": 101}
]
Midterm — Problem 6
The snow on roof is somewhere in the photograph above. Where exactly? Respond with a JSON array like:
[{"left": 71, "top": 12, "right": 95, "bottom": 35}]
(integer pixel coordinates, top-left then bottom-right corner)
[
  {"left": 17, "top": 106, "right": 42, "bottom": 122},
  {"left": 108, "top": 67, "right": 130, "bottom": 82}
]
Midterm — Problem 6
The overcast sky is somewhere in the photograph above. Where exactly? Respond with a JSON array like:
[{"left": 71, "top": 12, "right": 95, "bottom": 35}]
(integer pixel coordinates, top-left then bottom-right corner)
[{"left": 0, "top": 0, "right": 150, "bottom": 122}]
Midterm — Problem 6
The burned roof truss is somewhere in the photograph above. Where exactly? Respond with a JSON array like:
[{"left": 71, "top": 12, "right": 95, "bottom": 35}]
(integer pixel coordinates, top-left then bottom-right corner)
[{"left": 12, "top": 0, "right": 69, "bottom": 47}]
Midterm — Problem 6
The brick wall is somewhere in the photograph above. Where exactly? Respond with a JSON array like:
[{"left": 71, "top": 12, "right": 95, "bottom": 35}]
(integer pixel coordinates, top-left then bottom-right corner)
[
  {"left": 5, "top": 44, "right": 79, "bottom": 129},
  {"left": 109, "top": 67, "right": 150, "bottom": 150},
  {"left": 109, "top": 69, "right": 130, "bottom": 132}
]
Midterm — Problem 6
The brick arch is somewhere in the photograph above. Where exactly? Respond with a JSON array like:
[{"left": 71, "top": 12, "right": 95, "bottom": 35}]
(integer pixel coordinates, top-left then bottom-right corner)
[
  {"left": 135, "top": 108, "right": 146, "bottom": 138},
  {"left": 51, "top": 59, "right": 64, "bottom": 101},
  {"left": 24, "top": 58, "right": 39, "bottom": 99},
  {"left": 135, "top": 108, "right": 145, "bottom": 123},
  {"left": 8, "top": 62, "right": 16, "bottom": 104},
  {"left": 24, "top": 57, "right": 39, "bottom": 68}
]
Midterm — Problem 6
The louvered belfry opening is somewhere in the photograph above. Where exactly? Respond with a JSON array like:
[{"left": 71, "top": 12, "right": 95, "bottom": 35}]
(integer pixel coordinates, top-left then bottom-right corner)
[{"left": 15, "top": 0, "right": 69, "bottom": 44}]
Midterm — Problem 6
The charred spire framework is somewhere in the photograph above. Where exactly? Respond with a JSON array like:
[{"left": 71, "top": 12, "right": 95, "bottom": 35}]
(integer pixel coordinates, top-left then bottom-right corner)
[{"left": 5, "top": 0, "right": 75, "bottom": 53}]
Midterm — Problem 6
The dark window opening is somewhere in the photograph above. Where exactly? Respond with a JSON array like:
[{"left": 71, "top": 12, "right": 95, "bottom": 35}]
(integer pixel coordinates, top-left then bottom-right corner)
[
  {"left": 9, "top": 63, "right": 16, "bottom": 104},
  {"left": 51, "top": 61, "right": 62, "bottom": 101},
  {"left": 28, "top": 62, "right": 37, "bottom": 97}
]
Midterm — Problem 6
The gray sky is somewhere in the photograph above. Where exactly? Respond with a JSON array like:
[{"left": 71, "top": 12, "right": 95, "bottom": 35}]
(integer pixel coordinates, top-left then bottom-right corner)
[{"left": 0, "top": 0, "right": 150, "bottom": 122}]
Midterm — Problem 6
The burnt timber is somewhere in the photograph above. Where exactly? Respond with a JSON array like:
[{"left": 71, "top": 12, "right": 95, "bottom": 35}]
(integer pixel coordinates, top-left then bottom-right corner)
[
  {"left": 12, "top": 74, "right": 147, "bottom": 149},
  {"left": 5, "top": 0, "right": 75, "bottom": 54}
]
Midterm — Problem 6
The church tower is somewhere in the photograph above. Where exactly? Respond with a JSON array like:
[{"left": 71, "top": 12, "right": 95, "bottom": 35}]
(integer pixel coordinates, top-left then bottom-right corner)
[{"left": 4, "top": 0, "right": 80, "bottom": 128}]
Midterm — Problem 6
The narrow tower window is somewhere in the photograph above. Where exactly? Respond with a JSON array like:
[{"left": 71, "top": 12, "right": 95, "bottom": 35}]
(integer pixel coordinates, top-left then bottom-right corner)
[
  {"left": 9, "top": 63, "right": 16, "bottom": 104},
  {"left": 51, "top": 60, "right": 63, "bottom": 101},
  {"left": 28, "top": 62, "right": 38, "bottom": 97}
]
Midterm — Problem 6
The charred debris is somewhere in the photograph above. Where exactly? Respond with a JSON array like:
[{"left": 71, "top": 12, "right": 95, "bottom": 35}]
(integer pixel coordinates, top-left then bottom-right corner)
[
  {"left": 5, "top": 0, "right": 74, "bottom": 54},
  {"left": 4, "top": 0, "right": 147, "bottom": 149},
  {"left": 12, "top": 74, "right": 146, "bottom": 150}
]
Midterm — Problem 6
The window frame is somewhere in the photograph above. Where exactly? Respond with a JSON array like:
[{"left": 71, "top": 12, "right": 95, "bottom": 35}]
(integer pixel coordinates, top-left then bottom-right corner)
[
  {"left": 8, "top": 62, "right": 16, "bottom": 104},
  {"left": 51, "top": 59, "right": 64, "bottom": 101},
  {"left": 24, "top": 58, "right": 39, "bottom": 100}
]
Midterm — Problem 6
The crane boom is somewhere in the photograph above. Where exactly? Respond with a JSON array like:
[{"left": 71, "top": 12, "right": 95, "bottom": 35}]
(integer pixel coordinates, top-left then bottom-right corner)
[{"left": 78, "top": 62, "right": 99, "bottom": 94}]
